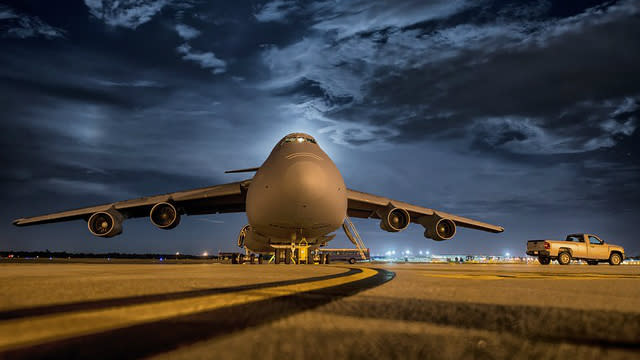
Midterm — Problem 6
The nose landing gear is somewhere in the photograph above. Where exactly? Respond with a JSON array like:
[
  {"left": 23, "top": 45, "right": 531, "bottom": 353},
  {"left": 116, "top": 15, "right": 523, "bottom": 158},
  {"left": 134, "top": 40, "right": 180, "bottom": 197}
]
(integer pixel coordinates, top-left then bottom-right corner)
[{"left": 269, "top": 238, "right": 319, "bottom": 264}]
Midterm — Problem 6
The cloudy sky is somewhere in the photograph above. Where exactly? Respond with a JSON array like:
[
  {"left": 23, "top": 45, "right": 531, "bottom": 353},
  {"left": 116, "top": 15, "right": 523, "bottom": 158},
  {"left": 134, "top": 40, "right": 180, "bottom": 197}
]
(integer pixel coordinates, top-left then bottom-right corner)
[{"left": 1, "top": 0, "right": 638, "bottom": 256}]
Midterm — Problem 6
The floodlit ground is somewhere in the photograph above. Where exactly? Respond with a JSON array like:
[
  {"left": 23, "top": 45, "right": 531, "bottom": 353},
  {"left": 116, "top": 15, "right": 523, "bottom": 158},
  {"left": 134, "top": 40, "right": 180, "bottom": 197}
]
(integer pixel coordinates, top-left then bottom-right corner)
[{"left": 0, "top": 262, "right": 638, "bottom": 359}]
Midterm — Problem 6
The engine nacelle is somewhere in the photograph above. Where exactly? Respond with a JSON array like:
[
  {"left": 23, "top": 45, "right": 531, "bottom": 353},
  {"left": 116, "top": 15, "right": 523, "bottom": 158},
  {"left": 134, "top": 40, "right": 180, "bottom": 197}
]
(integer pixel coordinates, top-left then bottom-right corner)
[
  {"left": 88, "top": 209, "right": 124, "bottom": 238},
  {"left": 237, "top": 224, "right": 251, "bottom": 248},
  {"left": 150, "top": 202, "right": 180, "bottom": 229},
  {"left": 419, "top": 216, "right": 456, "bottom": 241},
  {"left": 377, "top": 206, "right": 410, "bottom": 232}
]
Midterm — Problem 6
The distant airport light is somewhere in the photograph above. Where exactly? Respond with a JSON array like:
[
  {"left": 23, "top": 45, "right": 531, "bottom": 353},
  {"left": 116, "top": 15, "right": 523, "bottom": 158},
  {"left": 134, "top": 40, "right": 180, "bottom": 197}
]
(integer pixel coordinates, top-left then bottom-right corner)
[
  {"left": 405, "top": 250, "right": 411, "bottom": 255},
  {"left": 202, "top": 251, "right": 208, "bottom": 257},
  {"left": 391, "top": 250, "right": 396, "bottom": 255},
  {"left": 505, "top": 252, "right": 510, "bottom": 257},
  {"left": 426, "top": 251, "right": 430, "bottom": 255},
  {"left": 419, "top": 251, "right": 423, "bottom": 255}
]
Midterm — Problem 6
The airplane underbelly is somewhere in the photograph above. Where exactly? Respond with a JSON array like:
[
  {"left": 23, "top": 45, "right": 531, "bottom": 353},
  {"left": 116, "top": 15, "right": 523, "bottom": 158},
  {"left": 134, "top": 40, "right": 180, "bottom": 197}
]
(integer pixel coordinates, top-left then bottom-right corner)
[
  {"left": 250, "top": 192, "right": 345, "bottom": 240},
  {"left": 243, "top": 234, "right": 273, "bottom": 253}
]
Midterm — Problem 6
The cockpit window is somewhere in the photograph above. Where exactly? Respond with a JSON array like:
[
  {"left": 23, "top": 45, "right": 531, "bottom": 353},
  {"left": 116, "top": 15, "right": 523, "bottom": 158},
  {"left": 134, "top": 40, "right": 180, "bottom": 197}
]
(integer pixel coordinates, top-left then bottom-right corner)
[{"left": 280, "top": 136, "right": 317, "bottom": 145}]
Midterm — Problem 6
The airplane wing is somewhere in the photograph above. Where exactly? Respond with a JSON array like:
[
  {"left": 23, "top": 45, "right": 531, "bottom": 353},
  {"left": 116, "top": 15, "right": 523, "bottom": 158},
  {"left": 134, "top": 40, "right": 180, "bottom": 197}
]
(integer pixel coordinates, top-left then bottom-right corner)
[
  {"left": 346, "top": 189, "right": 503, "bottom": 238},
  {"left": 13, "top": 179, "right": 251, "bottom": 227}
]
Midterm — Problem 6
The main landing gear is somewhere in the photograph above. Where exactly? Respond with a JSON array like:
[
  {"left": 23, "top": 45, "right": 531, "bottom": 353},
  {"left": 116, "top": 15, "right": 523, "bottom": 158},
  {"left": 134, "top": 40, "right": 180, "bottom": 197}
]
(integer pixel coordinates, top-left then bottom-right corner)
[{"left": 231, "top": 252, "right": 262, "bottom": 264}]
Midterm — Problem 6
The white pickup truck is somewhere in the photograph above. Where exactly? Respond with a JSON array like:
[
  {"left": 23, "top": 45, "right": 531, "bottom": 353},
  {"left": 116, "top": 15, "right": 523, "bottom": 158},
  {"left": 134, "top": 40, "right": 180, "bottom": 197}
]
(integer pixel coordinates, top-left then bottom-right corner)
[{"left": 526, "top": 233, "right": 625, "bottom": 265}]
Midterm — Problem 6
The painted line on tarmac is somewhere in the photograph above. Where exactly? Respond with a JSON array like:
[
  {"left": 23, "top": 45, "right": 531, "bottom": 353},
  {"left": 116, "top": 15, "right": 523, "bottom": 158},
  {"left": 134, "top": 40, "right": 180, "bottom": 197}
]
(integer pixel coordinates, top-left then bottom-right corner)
[
  {"left": 0, "top": 267, "right": 361, "bottom": 321},
  {"left": 422, "top": 273, "right": 640, "bottom": 280},
  {"left": 0, "top": 267, "right": 392, "bottom": 357}
]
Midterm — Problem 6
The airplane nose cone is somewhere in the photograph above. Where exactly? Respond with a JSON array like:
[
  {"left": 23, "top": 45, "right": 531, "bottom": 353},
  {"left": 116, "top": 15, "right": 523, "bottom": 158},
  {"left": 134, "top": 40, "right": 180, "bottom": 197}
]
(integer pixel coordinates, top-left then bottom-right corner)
[{"left": 283, "top": 160, "right": 327, "bottom": 203}]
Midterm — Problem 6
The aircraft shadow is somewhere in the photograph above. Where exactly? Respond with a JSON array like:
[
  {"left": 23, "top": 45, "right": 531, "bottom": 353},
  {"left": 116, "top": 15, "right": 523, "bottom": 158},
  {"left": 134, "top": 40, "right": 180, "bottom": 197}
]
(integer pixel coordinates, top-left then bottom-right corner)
[
  {"left": 0, "top": 268, "right": 394, "bottom": 360},
  {"left": 0, "top": 268, "right": 362, "bottom": 321}
]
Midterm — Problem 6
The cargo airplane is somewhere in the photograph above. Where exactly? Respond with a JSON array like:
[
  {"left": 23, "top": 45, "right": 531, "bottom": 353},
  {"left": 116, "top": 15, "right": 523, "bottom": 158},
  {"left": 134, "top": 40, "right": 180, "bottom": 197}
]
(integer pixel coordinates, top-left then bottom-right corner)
[{"left": 13, "top": 133, "right": 503, "bottom": 263}]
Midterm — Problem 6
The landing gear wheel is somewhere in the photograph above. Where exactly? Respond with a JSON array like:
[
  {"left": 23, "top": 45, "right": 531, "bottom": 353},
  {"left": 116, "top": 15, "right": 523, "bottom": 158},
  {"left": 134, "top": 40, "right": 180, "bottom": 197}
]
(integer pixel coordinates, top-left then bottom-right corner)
[
  {"left": 609, "top": 253, "right": 622, "bottom": 266},
  {"left": 258, "top": 254, "right": 263, "bottom": 264},
  {"left": 538, "top": 256, "right": 550, "bottom": 265},
  {"left": 557, "top": 251, "right": 571, "bottom": 265},
  {"left": 348, "top": 258, "right": 356, "bottom": 264},
  {"left": 587, "top": 260, "right": 598, "bottom": 265},
  {"left": 250, "top": 254, "right": 255, "bottom": 264},
  {"left": 237, "top": 254, "right": 244, "bottom": 264},
  {"left": 285, "top": 249, "right": 292, "bottom": 264},
  {"left": 275, "top": 249, "right": 281, "bottom": 264}
]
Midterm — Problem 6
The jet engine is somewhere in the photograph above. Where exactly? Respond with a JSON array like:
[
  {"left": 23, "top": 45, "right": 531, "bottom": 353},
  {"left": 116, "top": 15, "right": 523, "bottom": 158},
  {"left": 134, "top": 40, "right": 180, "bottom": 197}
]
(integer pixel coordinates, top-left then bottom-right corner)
[
  {"left": 377, "top": 206, "right": 410, "bottom": 232},
  {"left": 419, "top": 216, "right": 456, "bottom": 241},
  {"left": 88, "top": 209, "right": 124, "bottom": 237},
  {"left": 150, "top": 202, "right": 181, "bottom": 229},
  {"left": 237, "top": 224, "right": 251, "bottom": 248}
]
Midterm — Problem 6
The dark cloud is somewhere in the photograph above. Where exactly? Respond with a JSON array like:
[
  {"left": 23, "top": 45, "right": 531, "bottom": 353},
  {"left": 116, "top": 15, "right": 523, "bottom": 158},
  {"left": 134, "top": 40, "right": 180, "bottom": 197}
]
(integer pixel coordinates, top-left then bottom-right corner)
[
  {"left": 0, "top": 4, "right": 65, "bottom": 38},
  {"left": 83, "top": 0, "right": 173, "bottom": 29},
  {"left": 1, "top": 0, "right": 638, "bottom": 255}
]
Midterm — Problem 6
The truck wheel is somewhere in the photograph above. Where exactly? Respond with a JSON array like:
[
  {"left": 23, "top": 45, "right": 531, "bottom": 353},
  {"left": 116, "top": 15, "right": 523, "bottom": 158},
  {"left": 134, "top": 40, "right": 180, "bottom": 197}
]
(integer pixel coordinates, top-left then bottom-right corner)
[
  {"left": 348, "top": 258, "right": 356, "bottom": 264},
  {"left": 587, "top": 260, "right": 598, "bottom": 265},
  {"left": 557, "top": 251, "right": 571, "bottom": 265},
  {"left": 609, "top": 253, "right": 622, "bottom": 266},
  {"left": 275, "top": 249, "right": 281, "bottom": 264},
  {"left": 538, "top": 256, "right": 550, "bottom": 265}
]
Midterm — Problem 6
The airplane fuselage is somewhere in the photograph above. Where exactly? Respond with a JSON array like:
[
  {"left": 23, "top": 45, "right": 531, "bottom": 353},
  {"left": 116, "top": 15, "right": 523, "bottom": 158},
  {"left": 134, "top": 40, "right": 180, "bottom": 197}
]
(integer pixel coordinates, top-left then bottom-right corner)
[{"left": 244, "top": 134, "right": 347, "bottom": 252}]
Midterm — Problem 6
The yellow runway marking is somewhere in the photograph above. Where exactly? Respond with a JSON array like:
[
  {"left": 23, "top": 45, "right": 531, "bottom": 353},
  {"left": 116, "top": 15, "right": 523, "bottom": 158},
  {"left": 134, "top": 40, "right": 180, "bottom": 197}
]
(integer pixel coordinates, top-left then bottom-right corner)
[
  {"left": 422, "top": 273, "right": 640, "bottom": 280},
  {"left": 425, "top": 274, "right": 506, "bottom": 280},
  {"left": 0, "top": 267, "right": 377, "bottom": 352}
]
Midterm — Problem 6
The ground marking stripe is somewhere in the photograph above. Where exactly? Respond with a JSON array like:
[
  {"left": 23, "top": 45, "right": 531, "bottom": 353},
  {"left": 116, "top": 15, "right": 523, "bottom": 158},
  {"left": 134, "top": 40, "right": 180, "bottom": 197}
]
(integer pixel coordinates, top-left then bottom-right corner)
[
  {"left": 422, "top": 273, "right": 640, "bottom": 280},
  {"left": 0, "top": 267, "right": 377, "bottom": 351}
]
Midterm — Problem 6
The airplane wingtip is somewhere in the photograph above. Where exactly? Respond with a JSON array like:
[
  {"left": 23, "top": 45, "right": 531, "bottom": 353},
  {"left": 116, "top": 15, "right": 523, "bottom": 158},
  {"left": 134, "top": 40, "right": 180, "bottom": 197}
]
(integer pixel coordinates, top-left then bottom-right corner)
[{"left": 224, "top": 167, "right": 260, "bottom": 174}]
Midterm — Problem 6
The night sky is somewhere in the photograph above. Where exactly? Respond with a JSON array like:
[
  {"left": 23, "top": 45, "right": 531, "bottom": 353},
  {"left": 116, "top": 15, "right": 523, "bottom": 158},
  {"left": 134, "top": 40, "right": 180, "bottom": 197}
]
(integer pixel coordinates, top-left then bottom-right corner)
[{"left": 1, "top": 0, "right": 638, "bottom": 256}]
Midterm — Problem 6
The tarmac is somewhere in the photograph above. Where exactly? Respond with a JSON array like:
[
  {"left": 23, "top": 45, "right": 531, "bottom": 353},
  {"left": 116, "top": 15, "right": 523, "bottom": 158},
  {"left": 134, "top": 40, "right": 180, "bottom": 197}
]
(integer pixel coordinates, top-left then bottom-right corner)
[{"left": 0, "top": 261, "right": 639, "bottom": 359}]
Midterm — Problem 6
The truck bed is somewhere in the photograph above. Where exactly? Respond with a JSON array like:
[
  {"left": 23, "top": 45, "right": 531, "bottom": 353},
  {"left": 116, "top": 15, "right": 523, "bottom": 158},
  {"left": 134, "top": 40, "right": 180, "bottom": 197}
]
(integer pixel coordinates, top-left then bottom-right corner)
[{"left": 526, "top": 240, "right": 558, "bottom": 250}]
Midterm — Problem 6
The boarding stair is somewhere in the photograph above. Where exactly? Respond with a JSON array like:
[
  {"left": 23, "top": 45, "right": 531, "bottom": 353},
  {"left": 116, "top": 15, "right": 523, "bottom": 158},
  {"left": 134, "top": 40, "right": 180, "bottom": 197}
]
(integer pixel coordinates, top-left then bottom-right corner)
[{"left": 342, "top": 216, "right": 368, "bottom": 261}]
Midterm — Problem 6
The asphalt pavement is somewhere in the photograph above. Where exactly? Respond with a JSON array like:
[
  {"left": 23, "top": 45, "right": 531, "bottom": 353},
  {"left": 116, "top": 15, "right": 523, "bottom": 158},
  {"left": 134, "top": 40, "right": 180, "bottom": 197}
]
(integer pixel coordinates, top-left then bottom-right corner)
[{"left": 0, "top": 261, "right": 638, "bottom": 359}]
